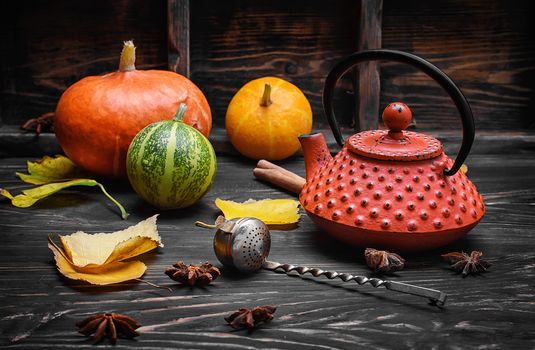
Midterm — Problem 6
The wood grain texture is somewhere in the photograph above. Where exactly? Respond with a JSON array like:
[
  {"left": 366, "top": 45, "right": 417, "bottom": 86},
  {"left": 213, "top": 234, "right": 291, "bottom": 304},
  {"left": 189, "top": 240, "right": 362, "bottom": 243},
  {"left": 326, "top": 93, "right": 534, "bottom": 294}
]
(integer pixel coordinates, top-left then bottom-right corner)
[
  {"left": 0, "top": 154, "right": 534, "bottom": 348},
  {"left": 2, "top": 0, "right": 534, "bottom": 136},
  {"left": 189, "top": 0, "right": 362, "bottom": 128},
  {"left": 2, "top": 124, "right": 535, "bottom": 158},
  {"left": 189, "top": 0, "right": 534, "bottom": 131},
  {"left": 381, "top": 0, "right": 535, "bottom": 131},
  {"left": 167, "top": 0, "right": 190, "bottom": 76},
  {"left": 0, "top": 0, "right": 168, "bottom": 125},
  {"left": 354, "top": 0, "right": 382, "bottom": 131}
]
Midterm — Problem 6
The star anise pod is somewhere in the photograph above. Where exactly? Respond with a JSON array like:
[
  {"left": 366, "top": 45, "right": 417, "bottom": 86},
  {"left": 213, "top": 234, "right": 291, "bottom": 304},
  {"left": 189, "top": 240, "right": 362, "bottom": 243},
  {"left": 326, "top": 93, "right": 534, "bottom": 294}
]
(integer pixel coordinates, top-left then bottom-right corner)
[
  {"left": 364, "top": 248, "right": 405, "bottom": 273},
  {"left": 20, "top": 112, "right": 55, "bottom": 135},
  {"left": 165, "top": 261, "right": 221, "bottom": 287},
  {"left": 76, "top": 313, "right": 141, "bottom": 344},
  {"left": 442, "top": 251, "right": 491, "bottom": 277},
  {"left": 225, "top": 305, "right": 277, "bottom": 330}
]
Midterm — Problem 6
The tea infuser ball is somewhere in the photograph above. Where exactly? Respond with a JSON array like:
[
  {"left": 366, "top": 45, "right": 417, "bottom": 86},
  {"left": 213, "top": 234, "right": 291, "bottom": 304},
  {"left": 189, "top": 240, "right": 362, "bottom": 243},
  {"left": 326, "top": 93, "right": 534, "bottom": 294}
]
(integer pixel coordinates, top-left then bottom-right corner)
[
  {"left": 212, "top": 217, "right": 271, "bottom": 274},
  {"left": 196, "top": 216, "right": 447, "bottom": 306}
]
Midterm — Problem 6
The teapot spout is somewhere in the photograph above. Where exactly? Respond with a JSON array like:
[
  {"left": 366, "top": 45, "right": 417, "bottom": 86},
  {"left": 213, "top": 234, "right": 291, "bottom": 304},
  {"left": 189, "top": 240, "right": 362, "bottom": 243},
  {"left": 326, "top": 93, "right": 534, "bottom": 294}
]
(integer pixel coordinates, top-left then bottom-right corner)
[{"left": 299, "top": 133, "right": 332, "bottom": 181}]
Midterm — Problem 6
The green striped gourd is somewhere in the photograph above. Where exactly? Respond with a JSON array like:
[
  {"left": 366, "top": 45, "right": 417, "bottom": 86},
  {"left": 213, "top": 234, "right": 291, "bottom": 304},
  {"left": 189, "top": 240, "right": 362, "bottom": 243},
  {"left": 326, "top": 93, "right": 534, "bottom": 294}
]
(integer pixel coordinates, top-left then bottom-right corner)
[{"left": 126, "top": 103, "right": 217, "bottom": 209}]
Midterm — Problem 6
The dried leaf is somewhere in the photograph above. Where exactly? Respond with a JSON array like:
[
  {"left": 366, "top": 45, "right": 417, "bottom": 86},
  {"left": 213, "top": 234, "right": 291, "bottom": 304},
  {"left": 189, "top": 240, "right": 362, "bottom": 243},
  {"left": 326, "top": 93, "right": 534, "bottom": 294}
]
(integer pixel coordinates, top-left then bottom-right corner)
[
  {"left": 59, "top": 215, "right": 162, "bottom": 267},
  {"left": 48, "top": 241, "right": 146, "bottom": 285},
  {"left": 48, "top": 215, "right": 162, "bottom": 285},
  {"left": 0, "top": 155, "right": 128, "bottom": 219},
  {"left": 215, "top": 198, "right": 300, "bottom": 225}
]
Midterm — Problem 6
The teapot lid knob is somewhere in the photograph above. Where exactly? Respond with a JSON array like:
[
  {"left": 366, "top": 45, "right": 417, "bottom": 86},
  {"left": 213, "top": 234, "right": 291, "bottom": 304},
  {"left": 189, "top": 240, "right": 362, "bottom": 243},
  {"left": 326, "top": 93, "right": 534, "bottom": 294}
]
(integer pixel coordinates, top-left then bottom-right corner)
[
  {"left": 382, "top": 102, "right": 412, "bottom": 140},
  {"left": 347, "top": 101, "right": 443, "bottom": 161}
]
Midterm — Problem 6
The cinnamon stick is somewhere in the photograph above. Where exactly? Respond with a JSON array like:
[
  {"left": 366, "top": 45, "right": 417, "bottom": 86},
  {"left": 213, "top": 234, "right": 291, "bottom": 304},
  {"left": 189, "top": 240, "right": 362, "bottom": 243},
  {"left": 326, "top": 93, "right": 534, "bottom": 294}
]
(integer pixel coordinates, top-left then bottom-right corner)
[
  {"left": 253, "top": 160, "right": 305, "bottom": 194},
  {"left": 256, "top": 160, "right": 305, "bottom": 184}
]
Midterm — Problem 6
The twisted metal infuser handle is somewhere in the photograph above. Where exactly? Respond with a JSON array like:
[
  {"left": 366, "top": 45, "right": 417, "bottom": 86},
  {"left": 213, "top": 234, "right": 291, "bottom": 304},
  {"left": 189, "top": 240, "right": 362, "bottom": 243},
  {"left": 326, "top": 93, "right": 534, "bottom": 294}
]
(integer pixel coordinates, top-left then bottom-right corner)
[{"left": 263, "top": 261, "right": 447, "bottom": 306}]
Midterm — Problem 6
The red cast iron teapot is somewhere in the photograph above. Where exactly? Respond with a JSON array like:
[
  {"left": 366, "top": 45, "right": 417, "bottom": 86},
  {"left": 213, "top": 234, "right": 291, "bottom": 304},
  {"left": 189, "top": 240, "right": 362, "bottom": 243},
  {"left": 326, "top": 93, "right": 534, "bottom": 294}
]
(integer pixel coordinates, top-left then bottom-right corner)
[{"left": 298, "top": 49, "right": 485, "bottom": 252}]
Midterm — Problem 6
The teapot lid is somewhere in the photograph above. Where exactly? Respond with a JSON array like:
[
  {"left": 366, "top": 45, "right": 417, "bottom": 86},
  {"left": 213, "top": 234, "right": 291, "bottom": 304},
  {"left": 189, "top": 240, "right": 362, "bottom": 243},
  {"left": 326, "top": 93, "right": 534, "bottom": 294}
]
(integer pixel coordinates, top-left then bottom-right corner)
[{"left": 347, "top": 102, "right": 443, "bottom": 161}]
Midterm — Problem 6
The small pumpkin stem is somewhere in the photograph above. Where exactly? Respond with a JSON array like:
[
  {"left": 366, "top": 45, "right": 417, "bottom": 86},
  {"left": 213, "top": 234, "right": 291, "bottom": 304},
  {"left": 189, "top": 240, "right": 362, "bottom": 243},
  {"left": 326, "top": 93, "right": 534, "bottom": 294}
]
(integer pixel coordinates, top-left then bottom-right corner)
[
  {"left": 260, "top": 83, "right": 273, "bottom": 107},
  {"left": 173, "top": 103, "right": 187, "bottom": 122},
  {"left": 119, "top": 40, "right": 136, "bottom": 72}
]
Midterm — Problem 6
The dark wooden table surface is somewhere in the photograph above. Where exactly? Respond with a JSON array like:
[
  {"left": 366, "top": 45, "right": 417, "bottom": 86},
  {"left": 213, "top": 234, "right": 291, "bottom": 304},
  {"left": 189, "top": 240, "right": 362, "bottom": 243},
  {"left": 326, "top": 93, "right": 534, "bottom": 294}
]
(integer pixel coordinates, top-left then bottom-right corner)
[{"left": 1, "top": 152, "right": 534, "bottom": 349}]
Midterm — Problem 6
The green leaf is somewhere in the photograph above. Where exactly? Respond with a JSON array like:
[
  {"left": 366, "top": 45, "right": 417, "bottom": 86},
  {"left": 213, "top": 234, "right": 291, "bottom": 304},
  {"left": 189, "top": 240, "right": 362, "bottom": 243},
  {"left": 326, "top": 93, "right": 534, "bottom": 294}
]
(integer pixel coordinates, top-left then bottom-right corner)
[
  {"left": 2, "top": 155, "right": 129, "bottom": 220},
  {"left": 16, "top": 155, "right": 85, "bottom": 185},
  {"left": 12, "top": 179, "right": 99, "bottom": 207},
  {"left": 0, "top": 188, "right": 14, "bottom": 200}
]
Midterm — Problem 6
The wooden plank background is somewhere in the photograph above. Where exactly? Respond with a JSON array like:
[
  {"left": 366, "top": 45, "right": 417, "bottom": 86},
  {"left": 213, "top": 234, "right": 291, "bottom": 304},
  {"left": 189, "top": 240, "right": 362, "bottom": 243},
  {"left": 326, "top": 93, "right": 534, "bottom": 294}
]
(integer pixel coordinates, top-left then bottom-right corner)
[
  {"left": 380, "top": 0, "right": 535, "bottom": 131},
  {"left": 189, "top": 0, "right": 362, "bottom": 128},
  {"left": 0, "top": 0, "right": 168, "bottom": 126},
  {"left": 1, "top": 0, "right": 534, "bottom": 134}
]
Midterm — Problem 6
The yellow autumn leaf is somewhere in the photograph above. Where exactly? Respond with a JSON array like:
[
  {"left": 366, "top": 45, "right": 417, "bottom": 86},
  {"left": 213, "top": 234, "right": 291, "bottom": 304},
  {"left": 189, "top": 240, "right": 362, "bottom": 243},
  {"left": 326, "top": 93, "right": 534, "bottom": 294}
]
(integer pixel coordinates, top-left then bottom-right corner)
[
  {"left": 215, "top": 198, "right": 300, "bottom": 225},
  {"left": 0, "top": 188, "right": 13, "bottom": 200},
  {"left": 16, "top": 155, "right": 83, "bottom": 185},
  {"left": 9, "top": 179, "right": 98, "bottom": 207},
  {"left": 48, "top": 215, "right": 162, "bottom": 285},
  {"left": 59, "top": 214, "right": 162, "bottom": 267},
  {"left": 48, "top": 241, "right": 146, "bottom": 285}
]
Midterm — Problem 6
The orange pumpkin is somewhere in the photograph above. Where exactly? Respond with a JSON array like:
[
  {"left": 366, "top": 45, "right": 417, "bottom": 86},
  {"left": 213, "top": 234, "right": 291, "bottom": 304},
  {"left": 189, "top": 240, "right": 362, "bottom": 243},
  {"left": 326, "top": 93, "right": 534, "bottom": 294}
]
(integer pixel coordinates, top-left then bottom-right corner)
[
  {"left": 55, "top": 41, "right": 211, "bottom": 178},
  {"left": 225, "top": 77, "right": 313, "bottom": 160}
]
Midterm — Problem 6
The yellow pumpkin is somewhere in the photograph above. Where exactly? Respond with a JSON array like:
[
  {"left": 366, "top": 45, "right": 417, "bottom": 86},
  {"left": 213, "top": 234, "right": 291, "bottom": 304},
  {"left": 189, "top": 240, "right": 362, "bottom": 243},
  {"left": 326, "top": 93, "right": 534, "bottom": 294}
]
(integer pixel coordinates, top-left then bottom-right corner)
[{"left": 225, "top": 77, "right": 313, "bottom": 160}]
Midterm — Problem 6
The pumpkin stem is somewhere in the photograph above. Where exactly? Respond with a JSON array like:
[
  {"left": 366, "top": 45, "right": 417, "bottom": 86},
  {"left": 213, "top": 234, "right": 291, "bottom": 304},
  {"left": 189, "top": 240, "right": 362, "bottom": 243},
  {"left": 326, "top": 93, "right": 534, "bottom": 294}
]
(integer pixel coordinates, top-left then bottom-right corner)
[
  {"left": 173, "top": 103, "right": 187, "bottom": 121},
  {"left": 119, "top": 40, "right": 136, "bottom": 72},
  {"left": 260, "top": 83, "right": 273, "bottom": 107}
]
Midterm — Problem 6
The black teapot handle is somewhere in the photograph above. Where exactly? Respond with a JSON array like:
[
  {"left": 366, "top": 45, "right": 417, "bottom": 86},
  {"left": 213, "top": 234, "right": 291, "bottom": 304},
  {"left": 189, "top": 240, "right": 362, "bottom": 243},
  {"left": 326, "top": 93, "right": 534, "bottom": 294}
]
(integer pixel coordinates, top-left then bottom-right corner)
[{"left": 323, "top": 49, "right": 475, "bottom": 177}]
